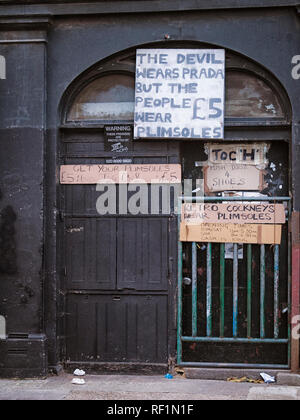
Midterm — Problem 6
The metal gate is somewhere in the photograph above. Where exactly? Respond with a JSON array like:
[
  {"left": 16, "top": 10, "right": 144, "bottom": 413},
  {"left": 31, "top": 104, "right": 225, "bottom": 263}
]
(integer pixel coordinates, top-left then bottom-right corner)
[{"left": 177, "top": 195, "right": 291, "bottom": 368}]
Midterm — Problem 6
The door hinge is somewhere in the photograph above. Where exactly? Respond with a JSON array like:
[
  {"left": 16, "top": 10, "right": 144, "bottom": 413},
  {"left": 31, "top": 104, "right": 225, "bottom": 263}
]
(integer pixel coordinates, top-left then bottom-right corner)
[{"left": 58, "top": 210, "right": 65, "bottom": 222}]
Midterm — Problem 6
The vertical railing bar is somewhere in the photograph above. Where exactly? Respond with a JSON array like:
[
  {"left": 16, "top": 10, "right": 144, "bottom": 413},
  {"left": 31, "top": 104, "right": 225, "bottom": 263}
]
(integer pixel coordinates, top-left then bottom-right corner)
[
  {"left": 206, "top": 243, "right": 212, "bottom": 337},
  {"left": 287, "top": 199, "right": 292, "bottom": 368},
  {"left": 177, "top": 198, "right": 183, "bottom": 365},
  {"left": 192, "top": 241, "right": 198, "bottom": 337},
  {"left": 247, "top": 244, "right": 252, "bottom": 338},
  {"left": 233, "top": 243, "right": 238, "bottom": 338},
  {"left": 274, "top": 244, "right": 280, "bottom": 339},
  {"left": 220, "top": 243, "right": 225, "bottom": 337},
  {"left": 260, "top": 244, "right": 266, "bottom": 339}
]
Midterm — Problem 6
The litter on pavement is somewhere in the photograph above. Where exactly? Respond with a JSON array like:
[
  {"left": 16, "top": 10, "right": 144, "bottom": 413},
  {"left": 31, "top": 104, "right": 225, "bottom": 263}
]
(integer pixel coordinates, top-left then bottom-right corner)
[
  {"left": 260, "top": 373, "right": 276, "bottom": 383},
  {"left": 73, "top": 369, "right": 86, "bottom": 376},
  {"left": 71, "top": 378, "right": 86, "bottom": 385},
  {"left": 227, "top": 376, "right": 264, "bottom": 384}
]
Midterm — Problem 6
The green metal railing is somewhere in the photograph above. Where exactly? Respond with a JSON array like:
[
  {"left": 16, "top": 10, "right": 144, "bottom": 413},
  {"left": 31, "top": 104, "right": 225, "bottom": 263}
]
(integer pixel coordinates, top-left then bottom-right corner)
[{"left": 177, "top": 196, "right": 291, "bottom": 369}]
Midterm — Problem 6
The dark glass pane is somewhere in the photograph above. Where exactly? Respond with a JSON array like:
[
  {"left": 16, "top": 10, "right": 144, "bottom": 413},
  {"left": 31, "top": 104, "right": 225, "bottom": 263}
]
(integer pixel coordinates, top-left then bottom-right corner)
[
  {"left": 225, "top": 71, "right": 284, "bottom": 118},
  {"left": 68, "top": 74, "right": 135, "bottom": 121}
]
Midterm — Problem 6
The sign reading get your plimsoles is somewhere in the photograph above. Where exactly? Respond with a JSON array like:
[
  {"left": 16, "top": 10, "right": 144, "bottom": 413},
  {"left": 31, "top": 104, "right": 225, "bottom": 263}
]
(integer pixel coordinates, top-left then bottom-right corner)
[{"left": 134, "top": 49, "right": 225, "bottom": 140}]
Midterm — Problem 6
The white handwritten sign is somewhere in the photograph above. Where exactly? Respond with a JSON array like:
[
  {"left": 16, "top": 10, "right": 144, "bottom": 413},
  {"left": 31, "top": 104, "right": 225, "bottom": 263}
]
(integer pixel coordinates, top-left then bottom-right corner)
[{"left": 134, "top": 49, "right": 225, "bottom": 140}]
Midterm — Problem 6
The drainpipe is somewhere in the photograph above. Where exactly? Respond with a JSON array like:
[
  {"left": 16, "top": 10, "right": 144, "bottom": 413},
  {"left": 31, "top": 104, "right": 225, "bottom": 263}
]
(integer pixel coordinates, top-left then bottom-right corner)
[
  {"left": 291, "top": 211, "right": 300, "bottom": 372},
  {"left": 0, "top": 55, "right": 6, "bottom": 341}
]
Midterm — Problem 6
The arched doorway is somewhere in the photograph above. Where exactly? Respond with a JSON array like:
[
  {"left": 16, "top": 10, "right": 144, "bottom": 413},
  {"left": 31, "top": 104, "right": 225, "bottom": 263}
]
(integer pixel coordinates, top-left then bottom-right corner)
[{"left": 59, "top": 43, "right": 291, "bottom": 371}]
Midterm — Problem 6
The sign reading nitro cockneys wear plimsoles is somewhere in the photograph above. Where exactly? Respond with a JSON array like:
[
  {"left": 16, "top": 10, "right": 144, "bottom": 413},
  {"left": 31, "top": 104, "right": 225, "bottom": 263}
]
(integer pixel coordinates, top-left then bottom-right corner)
[{"left": 134, "top": 49, "right": 225, "bottom": 140}]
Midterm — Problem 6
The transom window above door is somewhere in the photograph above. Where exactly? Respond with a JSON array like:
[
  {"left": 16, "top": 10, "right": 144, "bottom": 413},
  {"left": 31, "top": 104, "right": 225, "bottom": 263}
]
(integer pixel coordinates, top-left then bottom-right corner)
[
  {"left": 67, "top": 74, "right": 135, "bottom": 122},
  {"left": 64, "top": 48, "right": 290, "bottom": 128}
]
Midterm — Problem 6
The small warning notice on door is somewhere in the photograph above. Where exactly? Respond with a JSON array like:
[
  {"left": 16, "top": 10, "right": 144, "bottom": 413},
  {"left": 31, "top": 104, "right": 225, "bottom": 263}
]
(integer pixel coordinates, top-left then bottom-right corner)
[{"left": 104, "top": 125, "right": 132, "bottom": 153}]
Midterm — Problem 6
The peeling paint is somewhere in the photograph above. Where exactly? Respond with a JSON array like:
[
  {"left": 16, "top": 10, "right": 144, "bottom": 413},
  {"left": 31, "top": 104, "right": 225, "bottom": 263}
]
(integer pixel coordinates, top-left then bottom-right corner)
[{"left": 265, "top": 103, "right": 276, "bottom": 114}]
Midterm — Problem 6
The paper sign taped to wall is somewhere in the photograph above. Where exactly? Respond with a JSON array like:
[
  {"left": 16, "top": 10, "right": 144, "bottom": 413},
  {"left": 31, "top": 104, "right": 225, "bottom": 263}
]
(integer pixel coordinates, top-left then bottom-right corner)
[
  {"left": 60, "top": 164, "right": 182, "bottom": 184},
  {"left": 134, "top": 49, "right": 225, "bottom": 139},
  {"left": 180, "top": 223, "right": 282, "bottom": 244},
  {"left": 203, "top": 164, "right": 264, "bottom": 192},
  {"left": 182, "top": 203, "right": 286, "bottom": 224}
]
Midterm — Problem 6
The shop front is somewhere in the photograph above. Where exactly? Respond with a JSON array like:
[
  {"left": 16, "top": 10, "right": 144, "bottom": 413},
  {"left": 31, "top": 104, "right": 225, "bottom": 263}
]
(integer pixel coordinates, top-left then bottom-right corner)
[{"left": 0, "top": 1, "right": 299, "bottom": 377}]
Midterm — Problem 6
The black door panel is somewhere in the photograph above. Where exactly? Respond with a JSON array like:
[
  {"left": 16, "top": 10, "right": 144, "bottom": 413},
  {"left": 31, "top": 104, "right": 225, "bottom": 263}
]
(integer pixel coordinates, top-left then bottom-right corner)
[
  {"left": 66, "top": 294, "right": 168, "bottom": 363},
  {"left": 117, "top": 218, "right": 168, "bottom": 291},
  {"left": 65, "top": 218, "right": 117, "bottom": 290}
]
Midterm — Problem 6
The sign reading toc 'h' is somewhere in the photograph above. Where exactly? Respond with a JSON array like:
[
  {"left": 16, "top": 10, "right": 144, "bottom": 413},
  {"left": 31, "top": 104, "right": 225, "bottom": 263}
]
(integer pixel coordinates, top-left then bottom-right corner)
[{"left": 134, "top": 49, "right": 225, "bottom": 140}]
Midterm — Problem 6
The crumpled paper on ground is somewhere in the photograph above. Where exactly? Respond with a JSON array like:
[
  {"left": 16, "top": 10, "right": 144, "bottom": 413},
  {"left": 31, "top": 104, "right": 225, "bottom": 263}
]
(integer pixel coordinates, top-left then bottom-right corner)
[
  {"left": 227, "top": 376, "right": 264, "bottom": 384},
  {"left": 260, "top": 373, "right": 276, "bottom": 383}
]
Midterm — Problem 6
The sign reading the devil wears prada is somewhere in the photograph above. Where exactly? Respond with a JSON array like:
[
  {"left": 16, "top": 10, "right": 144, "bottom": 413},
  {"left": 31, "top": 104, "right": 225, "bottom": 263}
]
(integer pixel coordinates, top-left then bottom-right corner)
[{"left": 134, "top": 49, "right": 225, "bottom": 139}]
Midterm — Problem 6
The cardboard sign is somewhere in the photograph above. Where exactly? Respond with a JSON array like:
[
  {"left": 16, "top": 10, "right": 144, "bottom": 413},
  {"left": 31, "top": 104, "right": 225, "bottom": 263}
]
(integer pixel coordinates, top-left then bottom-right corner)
[
  {"left": 204, "top": 164, "right": 264, "bottom": 192},
  {"left": 60, "top": 164, "right": 181, "bottom": 184},
  {"left": 182, "top": 203, "right": 286, "bottom": 224},
  {"left": 205, "top": 143, "right": 270, "bottom": 166},
  {"left": 134, "top": 49, "right": 225, "bottom": 139},
  {"left": 180, "top": 223, "right": 282, "bottom": 244}
]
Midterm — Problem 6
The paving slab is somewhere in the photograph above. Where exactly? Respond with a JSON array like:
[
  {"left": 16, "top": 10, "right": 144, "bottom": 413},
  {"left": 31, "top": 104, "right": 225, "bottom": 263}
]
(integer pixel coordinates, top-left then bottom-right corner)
[
  {"left": 247, "top": 386, "right": 300, "bottom": 400},
  {"left": 276, "top": 373, "right": 300, "bottom": 386}
]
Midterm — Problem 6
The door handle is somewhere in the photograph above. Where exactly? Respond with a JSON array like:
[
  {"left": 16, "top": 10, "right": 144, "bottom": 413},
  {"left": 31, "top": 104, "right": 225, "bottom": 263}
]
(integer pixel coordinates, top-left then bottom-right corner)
[
  {"left": 168, "top": 257, "right": 174, "bottom": 276},
  {"left": 183, "top": 277, "right": 192, "bottom": 286}
]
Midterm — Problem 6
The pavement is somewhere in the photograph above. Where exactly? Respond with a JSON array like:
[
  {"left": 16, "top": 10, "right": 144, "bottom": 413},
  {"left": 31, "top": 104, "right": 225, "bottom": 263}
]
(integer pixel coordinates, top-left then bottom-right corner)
[{"left": 0, "top": 372, "right": 300, "bottom": 400}]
